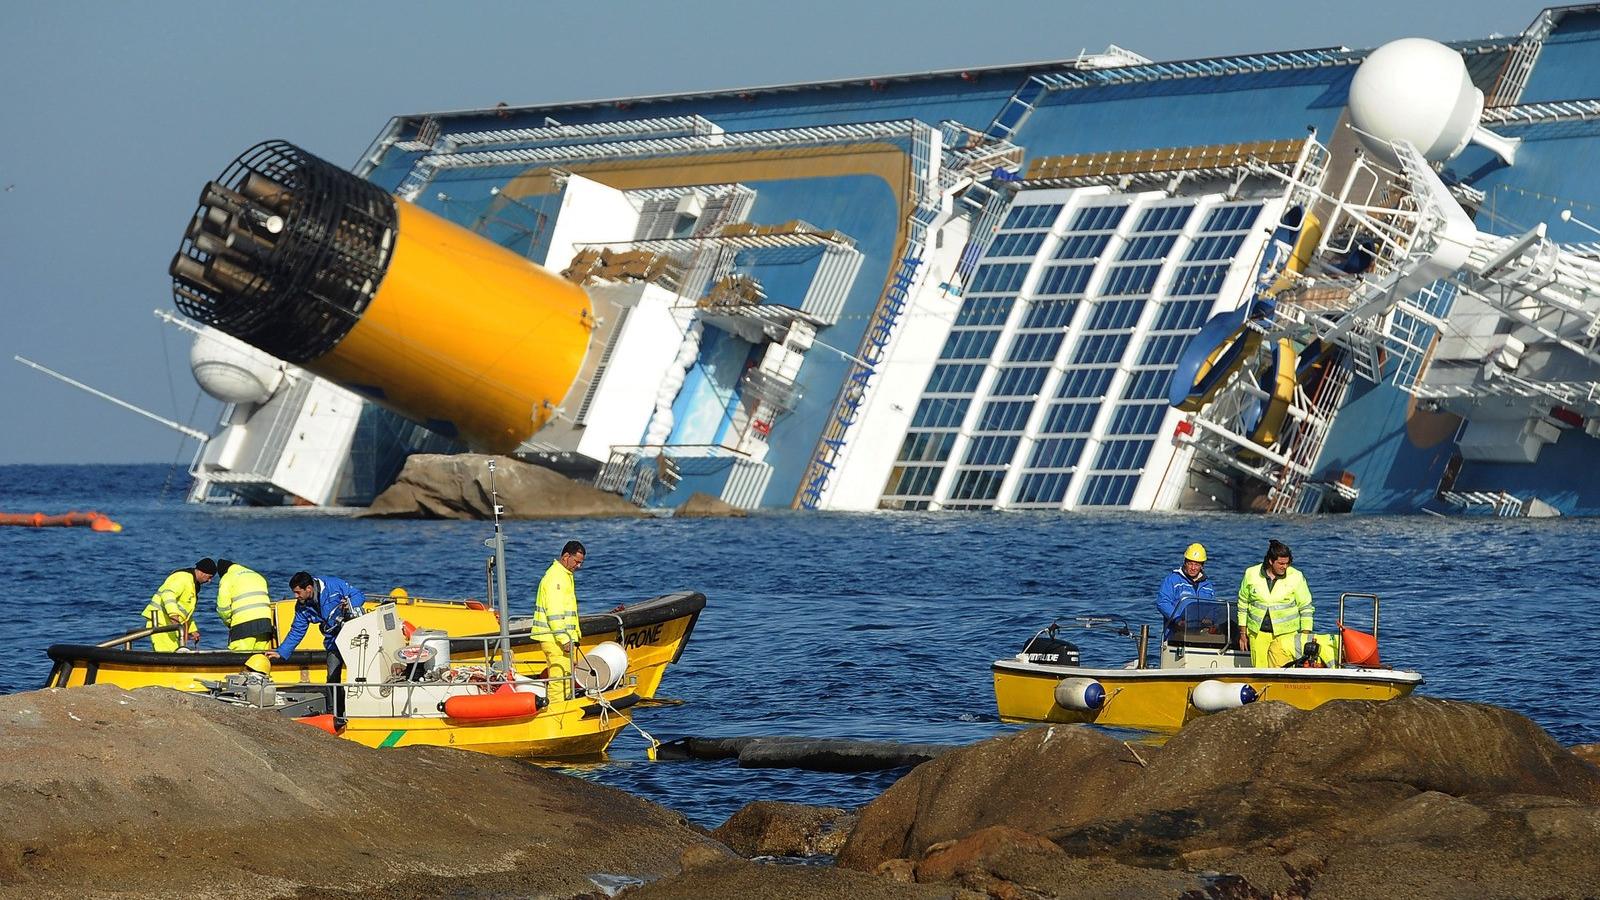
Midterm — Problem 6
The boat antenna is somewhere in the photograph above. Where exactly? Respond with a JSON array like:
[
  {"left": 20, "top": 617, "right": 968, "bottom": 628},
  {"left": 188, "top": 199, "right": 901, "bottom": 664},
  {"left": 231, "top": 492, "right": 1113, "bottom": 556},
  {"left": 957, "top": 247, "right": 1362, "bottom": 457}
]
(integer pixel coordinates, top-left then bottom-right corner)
[{"left": 486, "top": 458, "right": 513, "bottom": 677}]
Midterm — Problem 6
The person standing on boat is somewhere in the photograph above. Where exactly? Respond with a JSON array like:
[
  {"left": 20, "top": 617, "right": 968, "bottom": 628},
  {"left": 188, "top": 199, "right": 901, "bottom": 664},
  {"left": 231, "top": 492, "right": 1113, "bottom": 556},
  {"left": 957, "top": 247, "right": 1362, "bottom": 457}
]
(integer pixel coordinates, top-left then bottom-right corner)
[
  {"left": 1236, "top": 540, "right": 1312, "bottom": 667},
  {"left": 533, "top": 541, "right": 585, "bottom": 700},
  {"left": 1156, "top": 543, "right": 1217, "bottom": 640},
  {"left": 143, "top": 558, "right": 216, "bottom": 651},
  {"left": 267, "top": 572, "right": 367, "bottom": 685},
  {"left": 214, "top": 559, "right": 275, "bottom": 652}
]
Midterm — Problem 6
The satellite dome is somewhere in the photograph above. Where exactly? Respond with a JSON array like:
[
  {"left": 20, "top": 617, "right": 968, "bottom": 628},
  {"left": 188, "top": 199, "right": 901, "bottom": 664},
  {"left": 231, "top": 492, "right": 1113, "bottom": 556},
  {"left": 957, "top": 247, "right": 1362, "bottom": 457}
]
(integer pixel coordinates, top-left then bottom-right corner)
[
  {"left": 190, "top": 327, "right": 286, "bottom": 404},
  {"left": 1347, "top": 38, "right": 1483, "bottom": 164}
]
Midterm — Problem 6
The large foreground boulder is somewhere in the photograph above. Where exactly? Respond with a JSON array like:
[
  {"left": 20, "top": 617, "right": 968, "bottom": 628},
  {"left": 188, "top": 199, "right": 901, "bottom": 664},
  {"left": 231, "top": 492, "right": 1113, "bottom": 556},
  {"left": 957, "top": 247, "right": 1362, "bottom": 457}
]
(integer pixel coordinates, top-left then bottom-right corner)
[
  {"left": 839, "top": 697, "right": 1600, "bottom": 898},
  {"left": 0, "top": 685, "right": 722, "bottom": 898},
  {"left": 362, "top": 453, "right": 644, "bottom": 519}
]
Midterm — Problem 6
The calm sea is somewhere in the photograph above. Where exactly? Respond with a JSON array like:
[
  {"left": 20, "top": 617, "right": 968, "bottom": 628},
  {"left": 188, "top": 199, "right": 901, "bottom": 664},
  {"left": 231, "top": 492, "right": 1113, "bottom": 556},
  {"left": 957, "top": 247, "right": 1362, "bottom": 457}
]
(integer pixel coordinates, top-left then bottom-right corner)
[{"left": 4, "top": 464, "right": 1596, "bottom": 827}]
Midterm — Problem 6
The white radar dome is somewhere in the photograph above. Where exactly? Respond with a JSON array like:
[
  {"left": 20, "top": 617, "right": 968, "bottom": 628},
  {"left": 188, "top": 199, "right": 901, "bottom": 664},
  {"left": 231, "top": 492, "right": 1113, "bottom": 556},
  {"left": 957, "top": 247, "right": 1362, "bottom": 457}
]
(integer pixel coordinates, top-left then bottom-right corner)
[
  {"left": 1347, "top": 37, "right": 1482, "bottom": 164},
  {"left": 190, "top": 326, "right": 286, "bottom": 404}
]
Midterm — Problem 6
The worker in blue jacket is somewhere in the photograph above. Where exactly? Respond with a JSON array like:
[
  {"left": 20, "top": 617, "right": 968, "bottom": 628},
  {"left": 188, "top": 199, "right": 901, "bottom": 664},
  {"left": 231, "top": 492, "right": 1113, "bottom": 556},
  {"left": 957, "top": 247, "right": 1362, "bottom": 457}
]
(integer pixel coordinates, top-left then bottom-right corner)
[
  {"left": 1156, "top": 543, "right": 1217, "bottom": 640},
  {"left": 267, "top": 572, "right": 367, "bottom": 684}
]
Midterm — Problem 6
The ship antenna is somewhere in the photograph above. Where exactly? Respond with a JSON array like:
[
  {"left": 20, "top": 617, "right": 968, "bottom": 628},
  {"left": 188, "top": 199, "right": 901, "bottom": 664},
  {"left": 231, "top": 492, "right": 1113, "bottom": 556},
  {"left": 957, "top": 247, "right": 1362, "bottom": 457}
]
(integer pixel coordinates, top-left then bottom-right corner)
[{"left": 486, "top": 458, "right": 513, "bottom": 678}]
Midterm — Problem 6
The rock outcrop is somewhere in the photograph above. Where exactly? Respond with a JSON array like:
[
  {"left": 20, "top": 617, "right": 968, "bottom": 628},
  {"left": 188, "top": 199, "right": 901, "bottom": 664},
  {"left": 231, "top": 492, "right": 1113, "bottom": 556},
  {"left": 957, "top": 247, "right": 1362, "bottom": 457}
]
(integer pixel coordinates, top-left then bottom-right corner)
[
  {"left": 673, "top": 492, "right": 748, "bottom": 518},
  {"left": 361, "top": 453, "right": 644, "bottom": 519},
  {"left": 838, "top": 697, "right": 1600, "bottom": 898},
  {"left": 712, "top": 801, "right": 857, "bottom": 858},
  {"left": 0, "top": 685, "right": 721, "bottom": 898}
]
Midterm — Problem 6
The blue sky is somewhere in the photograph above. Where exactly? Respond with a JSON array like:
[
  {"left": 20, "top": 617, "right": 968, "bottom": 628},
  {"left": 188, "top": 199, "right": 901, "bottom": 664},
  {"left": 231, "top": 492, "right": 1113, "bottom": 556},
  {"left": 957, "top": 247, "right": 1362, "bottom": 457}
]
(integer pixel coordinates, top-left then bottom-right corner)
[{"left": 0, "top": 0, "right": 1559, "bottom": 464}]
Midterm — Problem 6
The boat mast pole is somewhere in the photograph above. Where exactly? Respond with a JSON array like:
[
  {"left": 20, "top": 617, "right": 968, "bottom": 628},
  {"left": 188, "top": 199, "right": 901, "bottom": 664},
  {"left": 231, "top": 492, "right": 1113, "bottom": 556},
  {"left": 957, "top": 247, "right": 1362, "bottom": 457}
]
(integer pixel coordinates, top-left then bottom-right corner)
[{"left": 486, "top": 458, "right": 513, "bottom": 677}]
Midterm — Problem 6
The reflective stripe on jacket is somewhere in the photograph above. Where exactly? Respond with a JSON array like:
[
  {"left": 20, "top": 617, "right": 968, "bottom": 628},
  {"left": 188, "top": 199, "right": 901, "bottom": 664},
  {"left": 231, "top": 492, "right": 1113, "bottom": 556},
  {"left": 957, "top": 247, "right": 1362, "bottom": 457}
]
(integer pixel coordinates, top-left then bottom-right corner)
[
  {"left": 216, "top": 565, "right": 273, "bottom": 628},
  {"left": 532, "top": 559, "right": 580, "bottom": 646},
  {"left": 1236, "top": 563, "right": 1313, "bottom": 634}
]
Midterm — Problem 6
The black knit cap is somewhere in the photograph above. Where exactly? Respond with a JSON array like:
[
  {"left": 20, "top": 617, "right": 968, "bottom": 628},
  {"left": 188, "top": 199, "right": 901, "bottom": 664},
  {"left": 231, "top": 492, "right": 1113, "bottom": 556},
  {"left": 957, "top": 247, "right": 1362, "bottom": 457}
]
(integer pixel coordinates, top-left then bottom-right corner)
[
  {"left": 216, "top": 559, "right": 234, "bottom": 575},
  {"left": 195, "top": 557, "right": 217, "bottom": 575}
]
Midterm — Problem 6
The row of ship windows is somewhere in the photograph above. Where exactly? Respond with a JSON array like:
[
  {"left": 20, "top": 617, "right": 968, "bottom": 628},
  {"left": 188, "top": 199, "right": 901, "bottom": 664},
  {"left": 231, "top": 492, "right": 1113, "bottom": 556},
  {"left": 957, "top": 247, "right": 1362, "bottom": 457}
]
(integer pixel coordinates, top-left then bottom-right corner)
[
  {"left": 879, "top": 197, "right": 1264, "bottom": 507},
  {"left": 939, "top": 303, "right": 1161, "bottom": 364},
  {"left": 886, "top": 447, "right": 1150, "bottom": 506},
  {"left": 913, "top": 361, "right": 1176, "bottom": 425}
]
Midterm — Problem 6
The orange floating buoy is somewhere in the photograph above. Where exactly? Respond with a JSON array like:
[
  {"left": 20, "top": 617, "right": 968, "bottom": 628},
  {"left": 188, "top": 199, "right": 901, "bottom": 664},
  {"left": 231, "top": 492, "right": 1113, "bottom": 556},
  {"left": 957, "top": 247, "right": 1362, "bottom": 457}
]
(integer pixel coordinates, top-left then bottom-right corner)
[
  {"left": 443, "top": 691, "right": 541, "bottom": 721},
  {"left": 0, "top": 510, "right": 122, "bottom": 531},
  {"left": 297, "top": 714, "right": 342, "bottom": 735},
  {"left": 1340, "top": 625, "right": 1381, "bottom": 667}
]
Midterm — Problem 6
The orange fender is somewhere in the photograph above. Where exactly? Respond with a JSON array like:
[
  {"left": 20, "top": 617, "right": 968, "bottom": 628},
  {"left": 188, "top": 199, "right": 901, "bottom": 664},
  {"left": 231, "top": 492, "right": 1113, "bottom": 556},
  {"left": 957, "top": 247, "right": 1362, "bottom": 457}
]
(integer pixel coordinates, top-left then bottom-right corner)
[{"left": 443, "top": 691, "right": 541, "bottom": 720}]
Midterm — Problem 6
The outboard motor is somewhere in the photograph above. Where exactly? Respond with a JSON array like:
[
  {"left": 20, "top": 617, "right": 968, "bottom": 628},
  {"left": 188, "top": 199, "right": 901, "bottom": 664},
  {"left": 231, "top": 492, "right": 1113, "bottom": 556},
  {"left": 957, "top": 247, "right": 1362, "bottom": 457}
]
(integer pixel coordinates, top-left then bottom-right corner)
[{"left": 1020, "top": 625, "right": 1080, "bottom": 666}]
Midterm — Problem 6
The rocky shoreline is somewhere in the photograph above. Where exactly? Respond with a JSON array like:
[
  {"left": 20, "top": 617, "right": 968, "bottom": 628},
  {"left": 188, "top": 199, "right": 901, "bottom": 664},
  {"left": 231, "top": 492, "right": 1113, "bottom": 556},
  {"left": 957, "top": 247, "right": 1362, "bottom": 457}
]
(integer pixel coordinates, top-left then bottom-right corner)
[{"left": 4, "top": 686, "right": 1598, "bottom": 899}]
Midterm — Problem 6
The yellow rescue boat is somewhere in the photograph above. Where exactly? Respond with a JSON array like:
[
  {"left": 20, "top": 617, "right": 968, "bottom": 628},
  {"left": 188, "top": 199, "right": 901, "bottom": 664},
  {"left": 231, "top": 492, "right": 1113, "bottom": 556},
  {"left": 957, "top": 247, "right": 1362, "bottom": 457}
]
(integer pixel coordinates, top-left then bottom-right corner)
[
  {"left": 209, "top": 603, "right": 648, "bottom": 758},
  {"left": 42, "top": 590, "right": 704, "bottom": 701},
  {"left": 992, "top": 593, "right": 1422, "bottom": 733}
]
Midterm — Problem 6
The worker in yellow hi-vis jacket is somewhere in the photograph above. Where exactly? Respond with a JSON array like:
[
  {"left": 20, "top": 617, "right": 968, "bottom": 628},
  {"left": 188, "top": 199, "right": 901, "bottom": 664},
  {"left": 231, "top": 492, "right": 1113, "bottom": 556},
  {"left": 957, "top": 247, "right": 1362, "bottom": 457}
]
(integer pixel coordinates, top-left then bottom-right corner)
[
  {"left": 143, "top": 558, "right": 216, "bottom": 651},
  {"left": 215, "top": 559, "right": 275, "bottom": 651},
  {"left": 533, "top": 540, "right": 585, "bottom": 700}
]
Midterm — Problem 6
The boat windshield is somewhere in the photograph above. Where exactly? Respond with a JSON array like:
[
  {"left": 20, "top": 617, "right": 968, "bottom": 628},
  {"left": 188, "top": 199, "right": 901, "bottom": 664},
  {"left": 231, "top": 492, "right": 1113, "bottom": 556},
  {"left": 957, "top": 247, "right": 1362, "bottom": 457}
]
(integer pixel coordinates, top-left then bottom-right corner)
[{"left": 1170, "top": 600, "right": 1235, "bottom": 650}]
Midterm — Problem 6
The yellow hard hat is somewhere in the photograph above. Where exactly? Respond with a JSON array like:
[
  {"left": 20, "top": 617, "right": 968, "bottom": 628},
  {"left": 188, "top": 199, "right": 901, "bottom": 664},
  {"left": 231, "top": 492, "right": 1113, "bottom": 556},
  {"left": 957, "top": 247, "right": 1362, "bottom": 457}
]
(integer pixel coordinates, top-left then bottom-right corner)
[
  {"left": 1184, "top": 543, "right": 1207, "bottom": 563},
  {"left": 245, "top": 653, "right": 272, "bottom": 674}
]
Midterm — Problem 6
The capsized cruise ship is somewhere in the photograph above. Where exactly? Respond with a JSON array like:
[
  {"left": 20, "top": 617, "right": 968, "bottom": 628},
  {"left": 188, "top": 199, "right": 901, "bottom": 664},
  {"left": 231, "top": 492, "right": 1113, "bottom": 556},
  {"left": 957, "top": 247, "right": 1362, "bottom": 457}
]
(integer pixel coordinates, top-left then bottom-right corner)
[{"left": 172, "top": 5, "right": 1600, "bottom": 516}]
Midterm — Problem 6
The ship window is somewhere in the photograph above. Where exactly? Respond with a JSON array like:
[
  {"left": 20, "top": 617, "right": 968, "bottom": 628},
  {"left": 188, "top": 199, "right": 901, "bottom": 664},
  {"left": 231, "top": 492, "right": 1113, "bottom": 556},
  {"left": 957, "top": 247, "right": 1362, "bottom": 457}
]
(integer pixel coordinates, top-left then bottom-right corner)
[
  {"left": 1001, "top": 203, "right": 1063, "bottom": 230},
  {"left": 1201, "top": 204, "right": 1261, "bottom": 233},
  {"left": 910, "top": 397, "right": 970, "bottom": 429},
  {"left": 1022, "top": 298, "right": 1078, "bottom": 329},
  {"left": 955, "top": 295, "right": 1015, "bottom": 326},
  {"left": 1027, "top": 437, "right": 1087, "bottom": 469},
  {"left": 991, "top": 365, "right": 1049, "bottom": 397},
  {"left": 1106, "top": 404, "right": 1166, "bottom": 436},
  {"left": 1123, "top": 369, "right": 1173, "bottom": 401},
  {"left": 926, "top": 363, "right": 985, "bottom": 394},
  {"left": 1120, "top": 234, "right": 1179, "bottom": 261},
  {"left": 1152, "top": 298, "right": 1214, "bottom": 330},
  {"left": 1101, "top": 264, "right": 1161, "bottom": 297},
  {"left": 1053, "top": 233, "right": 1113, "bottom": 261},
  {"left": 1167, "top": 263, "right": 1229, "bottom": 297},
  {"left": 962, "top": 435, "right": 1022, "bottom": 466},
  {"left": 1036, "top": 263, "right": 1094, "bottom": 296},
  {"left": 939, "top": 329, "right": 1002, "bottom": 361},
  {"left": 1134, "top": 204, "right": 1193, "bottom": 233},
  {"left": 985, "top": 231, "right": 1047, "bottom": 258},
  {"left": 1079, "top": 473, "right": 1139, "bottom": 506},
  {"left": 949, "top": 468, "right": 1006, "bottom": 501},
  {"left": 977, "top": 400, "right": 1033, "bottom": 432},
  {"left": 1070, "top": 205, "right": 1127, "bottom": 231},
  {"left": 1040, "top": 402, "right": 1098, "bottom": 435},
  {"left": 969, "top": 263, "right": 1029, "bottom": 294},
  {"left": 895, "top": 430, "right": 956, "bottom": 464},
  {"left": 1087, "top": 299, "right": 1145, "bottom": 330},
  {"left": 1014, "top": 471, "right": 1072, "bottom": 505},
  {"left": 1071, "top": 333, "right": 1131, "bottom": 365},
  {"left": 1136, "top": 335, "right": 1188, "bottom": 367},
  {"left": 1005, "top": 333, "right": 1064, "bottom": 364},
  {"left": 1055, "top": 367, "right": 1114, "bottom": 399}
]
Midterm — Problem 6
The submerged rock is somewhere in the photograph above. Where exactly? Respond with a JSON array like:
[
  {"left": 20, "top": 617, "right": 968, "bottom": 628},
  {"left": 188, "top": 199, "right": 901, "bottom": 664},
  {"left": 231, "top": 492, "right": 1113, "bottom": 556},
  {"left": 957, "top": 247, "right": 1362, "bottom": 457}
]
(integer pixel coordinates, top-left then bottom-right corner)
[
  {"left": 0, "top": 685, "right": 721, "bottom": 897},
  {"left": 838, "top": 697, "right": 1600, "bottom": 898},
  {"left": 712, "top": 801, "right": 857, "bottom": 858},
  {"left": 673, "top": 492, "right": 748, "bottom": 518},
  {"left": 361, "top": 452, "right": 644, "bottom": 519}
]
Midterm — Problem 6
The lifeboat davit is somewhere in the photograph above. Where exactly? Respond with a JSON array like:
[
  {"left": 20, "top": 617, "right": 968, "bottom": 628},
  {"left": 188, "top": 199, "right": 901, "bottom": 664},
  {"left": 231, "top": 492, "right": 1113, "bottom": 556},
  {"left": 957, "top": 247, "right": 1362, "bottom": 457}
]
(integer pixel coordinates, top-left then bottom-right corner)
[{"left": 442, "top": 690, "right": 542, "bottom": 721}]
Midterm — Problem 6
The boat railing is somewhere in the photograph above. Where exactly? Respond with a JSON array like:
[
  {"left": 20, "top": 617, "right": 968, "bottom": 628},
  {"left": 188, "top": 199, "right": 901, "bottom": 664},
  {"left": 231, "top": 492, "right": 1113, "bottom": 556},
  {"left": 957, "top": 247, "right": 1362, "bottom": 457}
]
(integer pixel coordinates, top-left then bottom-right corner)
[{"left": 96, "top": 623, "right": 179, "bottom": 650}]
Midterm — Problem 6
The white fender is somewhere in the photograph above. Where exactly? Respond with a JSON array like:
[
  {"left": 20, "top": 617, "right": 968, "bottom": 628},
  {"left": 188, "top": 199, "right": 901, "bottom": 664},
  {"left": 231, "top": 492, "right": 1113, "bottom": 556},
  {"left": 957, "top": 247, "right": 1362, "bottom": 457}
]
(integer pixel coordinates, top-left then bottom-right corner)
[
  {"left": 1190, "top": 679, "right": 1258, "bottom": 713},
  {"left": 1053, "top": 677, "right": 1106, "bottom": 712}
]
